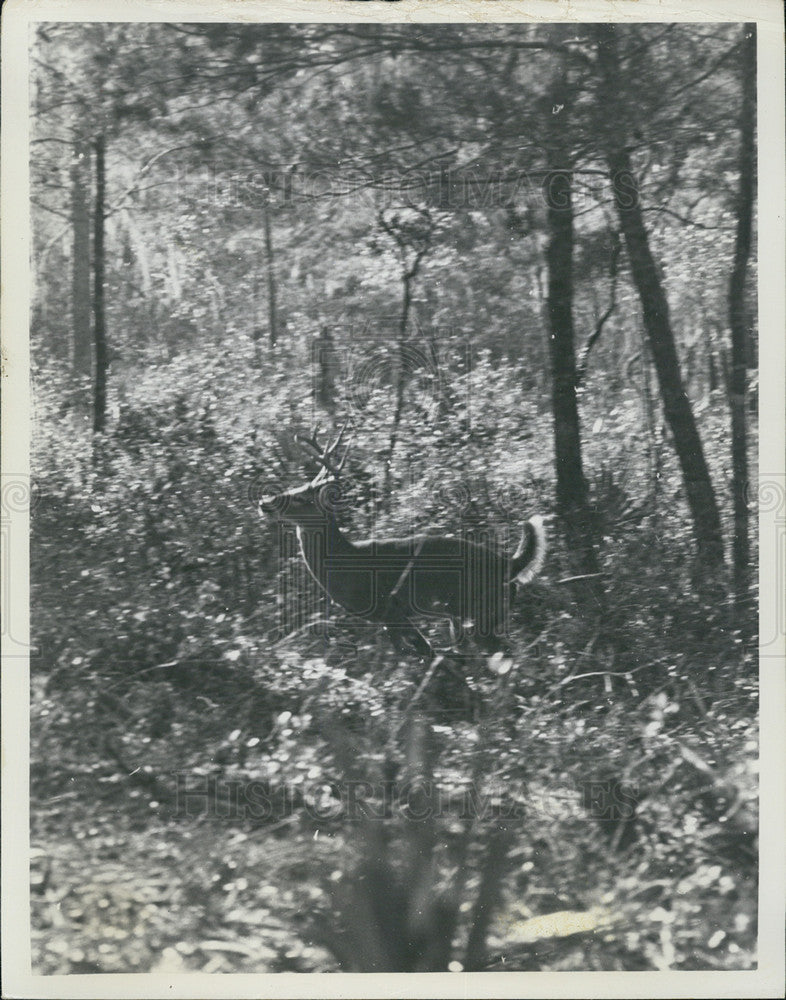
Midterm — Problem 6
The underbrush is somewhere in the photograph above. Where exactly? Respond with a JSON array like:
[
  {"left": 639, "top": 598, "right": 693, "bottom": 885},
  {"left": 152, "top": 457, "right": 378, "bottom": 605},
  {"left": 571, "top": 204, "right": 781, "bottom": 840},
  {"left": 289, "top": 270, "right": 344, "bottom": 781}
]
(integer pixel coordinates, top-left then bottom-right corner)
[
  {"left": 31, "top": 597, "right": 757, "bottom": 972},
  {"left": 30, "top": 356, "right": 757, "bottom": 972}
]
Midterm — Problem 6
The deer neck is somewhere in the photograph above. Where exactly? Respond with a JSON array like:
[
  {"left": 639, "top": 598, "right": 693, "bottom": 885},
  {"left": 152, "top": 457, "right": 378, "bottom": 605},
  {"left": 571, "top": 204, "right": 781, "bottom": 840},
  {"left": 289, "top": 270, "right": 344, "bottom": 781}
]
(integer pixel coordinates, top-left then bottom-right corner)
[{"left": 295, "top": 513, "right": 355, "bottom": 588}]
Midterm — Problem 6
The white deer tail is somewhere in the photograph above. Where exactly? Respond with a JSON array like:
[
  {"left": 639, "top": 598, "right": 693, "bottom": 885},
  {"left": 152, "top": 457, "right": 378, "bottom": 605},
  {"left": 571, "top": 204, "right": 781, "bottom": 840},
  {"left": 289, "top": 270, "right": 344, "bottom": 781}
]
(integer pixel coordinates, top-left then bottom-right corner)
[{"left": 509, "top": 514, "right": 547, "bottom": 585}]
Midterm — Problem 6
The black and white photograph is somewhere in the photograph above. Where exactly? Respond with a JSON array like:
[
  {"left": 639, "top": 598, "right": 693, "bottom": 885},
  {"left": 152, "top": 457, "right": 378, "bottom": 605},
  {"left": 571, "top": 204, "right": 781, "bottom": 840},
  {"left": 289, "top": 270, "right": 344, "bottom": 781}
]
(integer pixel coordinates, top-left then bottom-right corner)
[{"left": 2, "top": 1, "right": 784, "bottom": 996}]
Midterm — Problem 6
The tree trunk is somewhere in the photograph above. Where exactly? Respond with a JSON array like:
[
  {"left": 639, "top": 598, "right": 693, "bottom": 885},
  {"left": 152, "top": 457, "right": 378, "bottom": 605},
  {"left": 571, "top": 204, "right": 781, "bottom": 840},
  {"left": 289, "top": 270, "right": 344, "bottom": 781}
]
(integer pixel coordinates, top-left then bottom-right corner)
[
  {"left": 383, "top": 267, "right": 413, "bottom": 507},
  {"left": 262, "top": 199, "right": 278, "bottom": 348},
  {"left": 545, "top": 156, "right": 585, "bottom": 512},
  {"left": 93, "top": 134, "right": 107, "bottom": 434},
  {"left": 594, "top": 24, "right": 725, "bottom": 573},
  {"left": 728, "top": 24, "right": 756, "bottom": 616},
  {"left": 543, "top": 67, "right": 599, "bottom": 579},
  {"left": 315, "top": 325, "right": 336, "bottom": 413},
  {"left": 382, "top": 227, "right": 430, "bottom": 507},
  {"left": 71, "top": 142, "right": 92, "bottom": 380}
]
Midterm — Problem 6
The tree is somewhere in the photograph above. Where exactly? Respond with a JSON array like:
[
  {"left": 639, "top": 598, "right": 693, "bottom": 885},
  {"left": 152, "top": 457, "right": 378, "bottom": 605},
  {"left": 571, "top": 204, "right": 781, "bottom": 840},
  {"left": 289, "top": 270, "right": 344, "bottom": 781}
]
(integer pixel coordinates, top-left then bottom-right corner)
[
  {"left": 542, "top": 46, "right": 599, "bottom": 578},
  {"left": 728, "top": 24, "right": 756, "bottom": 617},
  {"left": 593, "top": 24, "right": 725, "bottom": 574},
  {"left": 262, "top": 197, "right": 279, "bottom": 348},
  {"left": 93, "top": 133, "right": 107, "bottom": 434},
  {"left": 70, "top": 143, "right": 92, "bottom": 382}
]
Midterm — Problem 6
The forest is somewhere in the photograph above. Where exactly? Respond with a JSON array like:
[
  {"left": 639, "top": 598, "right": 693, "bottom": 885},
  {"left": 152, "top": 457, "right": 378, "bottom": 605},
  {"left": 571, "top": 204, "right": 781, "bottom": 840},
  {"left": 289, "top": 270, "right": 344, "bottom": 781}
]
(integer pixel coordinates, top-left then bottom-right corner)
[{"left": 28, "top": 21, "right": 758, "bottom": 975}]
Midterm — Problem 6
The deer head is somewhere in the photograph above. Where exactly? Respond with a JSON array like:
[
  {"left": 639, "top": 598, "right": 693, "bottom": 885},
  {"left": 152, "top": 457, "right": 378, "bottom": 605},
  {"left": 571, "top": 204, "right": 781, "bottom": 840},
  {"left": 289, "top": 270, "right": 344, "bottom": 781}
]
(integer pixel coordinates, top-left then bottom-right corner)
[{"left": 258, "top": 421, "right": 351, "bottom": 527}]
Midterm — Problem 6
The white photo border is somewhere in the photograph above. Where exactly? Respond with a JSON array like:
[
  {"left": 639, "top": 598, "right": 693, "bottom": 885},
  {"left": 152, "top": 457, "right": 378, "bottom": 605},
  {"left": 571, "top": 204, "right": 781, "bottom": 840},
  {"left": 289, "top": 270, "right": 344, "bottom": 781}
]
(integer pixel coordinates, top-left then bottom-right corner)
[{"left": 2, "top": 1, "right": 784, "bottom": 997}]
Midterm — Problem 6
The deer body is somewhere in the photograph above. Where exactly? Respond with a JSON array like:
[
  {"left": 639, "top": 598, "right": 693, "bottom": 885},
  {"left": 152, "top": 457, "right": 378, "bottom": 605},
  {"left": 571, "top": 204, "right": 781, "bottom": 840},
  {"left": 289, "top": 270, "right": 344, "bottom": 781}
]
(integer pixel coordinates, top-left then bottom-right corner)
[
  {"left": 259, "top": 427, "right": 546, "bottom": 657},
  {"left": 294, "top": 517, "right": 542, "bottom": 630}
]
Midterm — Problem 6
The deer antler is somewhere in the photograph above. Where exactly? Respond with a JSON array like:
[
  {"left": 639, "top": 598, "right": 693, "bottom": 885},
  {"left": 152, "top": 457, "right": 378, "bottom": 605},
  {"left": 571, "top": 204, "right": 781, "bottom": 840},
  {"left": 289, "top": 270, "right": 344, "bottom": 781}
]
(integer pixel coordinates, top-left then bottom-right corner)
[{"left": 296, "top": 420, "right": 352, "bottom": 484}]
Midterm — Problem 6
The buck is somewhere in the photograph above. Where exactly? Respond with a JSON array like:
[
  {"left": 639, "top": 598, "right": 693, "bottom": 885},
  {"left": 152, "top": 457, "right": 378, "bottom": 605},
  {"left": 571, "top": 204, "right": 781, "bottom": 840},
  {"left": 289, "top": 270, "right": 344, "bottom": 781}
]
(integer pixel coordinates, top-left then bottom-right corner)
[{"left": 259, "top": 424, "right": 546, "bottom": 658}]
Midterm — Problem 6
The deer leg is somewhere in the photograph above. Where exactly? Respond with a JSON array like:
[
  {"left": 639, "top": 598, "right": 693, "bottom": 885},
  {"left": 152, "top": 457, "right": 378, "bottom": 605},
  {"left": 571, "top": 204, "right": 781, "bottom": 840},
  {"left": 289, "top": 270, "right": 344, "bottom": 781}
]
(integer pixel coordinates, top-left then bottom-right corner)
[
  {"left": 379, "top": 588, "right": 434, "bottom": 660},
  {"left": 429, "top": 655, "right": 484, "bottom": 722},
  {"left": 385, "top": 623, "right": 434, "bottom": 661}
]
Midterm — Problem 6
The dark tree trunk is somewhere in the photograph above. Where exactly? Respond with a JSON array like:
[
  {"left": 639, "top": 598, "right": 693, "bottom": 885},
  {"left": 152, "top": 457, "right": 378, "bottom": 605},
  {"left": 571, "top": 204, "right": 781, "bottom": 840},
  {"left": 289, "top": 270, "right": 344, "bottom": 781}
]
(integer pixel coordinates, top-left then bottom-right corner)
[
  {"left": 262, "top": 200, "right": 278, "bottom": 348},
  {"left": 545, "top": 155, "right": 584, "bottom": 513},
  {"left": 595, "top": 24, "right": 725, "bottom": 573},
  {"left": 543, "top": 68, "right": 599, "bottom": 579},
  {"left": 383, "top": 272, "right": 413, "bottom": 508},
  {"left": 93, "top": 134, "right": 107, "bottom": 434},
  {"left": 728, "top": 24, "right": 756, "bottom": 615},
  {"left": 315, "top": 325, "right": 336, "bottom": 413},
  {"left": 381, "top": 216, "right": 430, "bottom": 508},
  {"left": 71, "top": 142, "right": 92, "bottom": 380}
]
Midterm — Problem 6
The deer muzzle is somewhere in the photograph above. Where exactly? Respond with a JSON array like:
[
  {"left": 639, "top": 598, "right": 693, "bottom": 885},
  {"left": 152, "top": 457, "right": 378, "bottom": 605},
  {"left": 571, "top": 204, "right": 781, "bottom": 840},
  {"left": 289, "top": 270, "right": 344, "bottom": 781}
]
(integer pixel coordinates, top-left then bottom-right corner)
[{"left": 258, "top": 494, "right": 284, "bottom": 515}]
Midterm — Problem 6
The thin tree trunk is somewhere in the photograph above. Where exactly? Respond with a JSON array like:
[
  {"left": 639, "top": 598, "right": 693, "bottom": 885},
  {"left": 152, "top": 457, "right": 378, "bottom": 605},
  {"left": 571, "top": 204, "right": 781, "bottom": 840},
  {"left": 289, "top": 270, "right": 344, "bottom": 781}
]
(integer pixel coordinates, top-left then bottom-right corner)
[
  {"left": 262, "top": 199, "right": 278, "bottom": 348},
  {"left": 93, "top": 134, "right": 107, "bottom": 434},
  {"left": 728, "top": 24, "right": 756, "bottom": 615},
  {"left": 71, "top": 142, "right": 92, "bottom": 380},
  {"left": 382, "top": 231, "right": 429, "bottom": 505},
  {"left": 544, "top": 67, "right": 599, "bottom": 579},
  {"left": 383, "top": 268, "right": 414, "bottom": 506},
  {"left": 315, "top": 324, "right": 336, "bottom": 413},
  {"left": 251, "top": 265, "right": 263, "bottom": 367},
  {"left": 704, "top": 325, "right": 718, "bottom": 393},
  {"left": 595, "top": 24, "right": 725, "bottom": 573}
]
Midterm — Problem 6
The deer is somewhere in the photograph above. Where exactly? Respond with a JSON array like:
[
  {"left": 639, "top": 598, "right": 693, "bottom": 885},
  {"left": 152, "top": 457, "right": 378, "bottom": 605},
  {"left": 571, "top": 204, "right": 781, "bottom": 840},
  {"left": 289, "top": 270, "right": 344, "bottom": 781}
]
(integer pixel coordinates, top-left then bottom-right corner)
[{"left": 258, "top": 424, "right": 546, "bottom": 660}]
